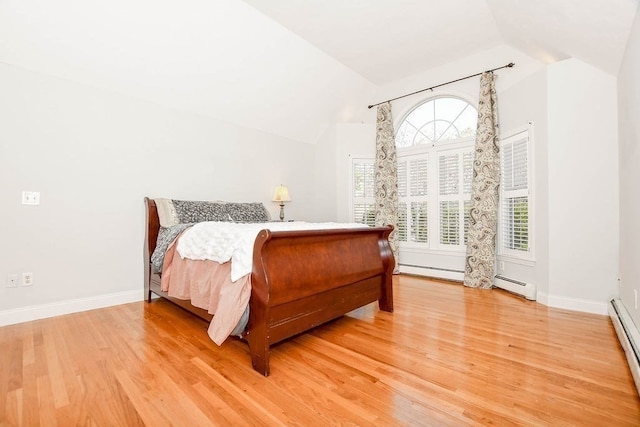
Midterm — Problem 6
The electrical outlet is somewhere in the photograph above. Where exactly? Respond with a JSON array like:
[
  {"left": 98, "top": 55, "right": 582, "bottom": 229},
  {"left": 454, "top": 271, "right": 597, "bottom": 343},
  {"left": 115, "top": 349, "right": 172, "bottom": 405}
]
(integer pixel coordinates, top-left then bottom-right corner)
[
  {"left": 22, "top": 191, "right": 40, "bottom": 205},
  {"left": 7, "top": 273, "right": 18, "bottom": 288},
  {"left": 499, "top": 261, "right": 505, "bottom": 271},
  {"left": 21, "top": 272, "right": 33, "bottom": 287}
]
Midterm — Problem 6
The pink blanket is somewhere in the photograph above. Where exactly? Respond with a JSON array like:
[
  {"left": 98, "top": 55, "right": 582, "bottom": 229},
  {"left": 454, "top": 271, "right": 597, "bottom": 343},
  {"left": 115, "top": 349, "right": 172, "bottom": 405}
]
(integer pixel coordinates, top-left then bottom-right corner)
[{"left": 161, "top": 236, "right": 251, "bottom": 345}]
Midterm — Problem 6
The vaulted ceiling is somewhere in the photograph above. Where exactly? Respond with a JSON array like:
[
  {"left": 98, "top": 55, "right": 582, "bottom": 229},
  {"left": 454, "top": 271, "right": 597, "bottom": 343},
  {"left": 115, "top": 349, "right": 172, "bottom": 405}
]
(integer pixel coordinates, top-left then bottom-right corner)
[
  {"left": 1, "top": 0, "right": 637, "bottom": 144},
  {"left": 242, "top": 0, "right": 639, "bottom": 83}
]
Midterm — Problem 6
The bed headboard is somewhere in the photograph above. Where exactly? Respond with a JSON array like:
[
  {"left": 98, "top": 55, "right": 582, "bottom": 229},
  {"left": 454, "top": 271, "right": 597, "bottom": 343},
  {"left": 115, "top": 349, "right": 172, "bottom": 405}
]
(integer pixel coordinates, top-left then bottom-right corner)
[{"left": 144, "top": 197, "right": 160, "bottom": 257}]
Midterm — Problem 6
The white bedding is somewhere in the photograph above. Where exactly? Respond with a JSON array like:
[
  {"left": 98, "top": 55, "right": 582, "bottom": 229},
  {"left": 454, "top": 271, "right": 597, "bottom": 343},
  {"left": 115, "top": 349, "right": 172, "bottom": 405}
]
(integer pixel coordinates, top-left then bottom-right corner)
[{"left": 176, "top": 221, "right": 368, "bottom": 282}]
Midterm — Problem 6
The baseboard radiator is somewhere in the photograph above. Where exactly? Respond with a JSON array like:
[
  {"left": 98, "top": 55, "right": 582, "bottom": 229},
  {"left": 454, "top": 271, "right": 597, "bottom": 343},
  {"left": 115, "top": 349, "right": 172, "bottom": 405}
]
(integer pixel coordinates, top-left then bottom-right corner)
[
  {"left": 494, "top": 275, "right": 536, "bottom": 300},
  {"left": 398, "top": 264, "right": 463, "bottom": 282},
  {"left": 609, "top": 299, "right": 640, "bottom": 395}
]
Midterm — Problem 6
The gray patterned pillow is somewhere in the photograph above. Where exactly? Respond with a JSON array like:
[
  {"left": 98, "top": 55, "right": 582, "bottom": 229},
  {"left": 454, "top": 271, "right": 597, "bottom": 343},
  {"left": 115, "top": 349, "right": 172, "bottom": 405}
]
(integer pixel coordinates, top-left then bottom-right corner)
[
  {"left": 226, "top": 202, "right": 270, "bottom": 223},
  {"left": 151, "top": 223, "right": 193, "bottom": 273},
  {"left": 172, "top": 200, "right": 230, "bottom": 223}
]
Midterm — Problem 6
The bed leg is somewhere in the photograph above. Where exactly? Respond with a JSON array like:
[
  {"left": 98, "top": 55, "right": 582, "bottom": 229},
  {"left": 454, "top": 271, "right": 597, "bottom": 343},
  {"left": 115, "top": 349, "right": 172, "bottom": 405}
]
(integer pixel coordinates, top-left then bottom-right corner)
[
  {"left": 248, "top": 332, "right": 270, "bottom": 376},
  {"left": 144, "top": 275, "right": 152, "bottom": 303},
  {"left": 144, "top": 285, "right": 151, "bottom": 303},
  {"left": 379, "top": 276, "right": 394, "bottom": 312},
  {"left": 251, "top": 350, "right": 270, "bottom": 377}
]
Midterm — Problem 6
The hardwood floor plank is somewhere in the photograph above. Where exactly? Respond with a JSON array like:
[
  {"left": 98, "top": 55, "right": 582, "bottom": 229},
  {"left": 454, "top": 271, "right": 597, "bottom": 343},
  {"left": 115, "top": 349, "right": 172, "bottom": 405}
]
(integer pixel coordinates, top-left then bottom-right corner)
[
  {"left": 191, "top": 357, "right": 287, "bottom": 426},
  {"left": 191, "top": 381, "right": 257, "bottom": 426},
  {"left": 294, "top": 333, "right": 479, "bottom": 423},
  {"left": 276, "top": 340, "right": 469, "bottom": 426},
  {"left": 41, "top": 329, "right": 69, "bottom": 409},
  {"left": 4, "top": 388, "right": 22, "bottom": 427},
  {"left": 19, "top": 346, "right": 39, "bottom": 427},
  {"left": 35, "top": 376, "right": 57, "bottom": 427},
  {"left": 0, "top": 275, "right": 638, "bottom": 426},
  {"left": 113, "top": 367, "right": 179, "bottom": 426},
  {"left": 194, "top": 348, "right": 340, "bottom": 426},
  {"left": 265, "top": 349, "right": 380, "bottom": 426}
]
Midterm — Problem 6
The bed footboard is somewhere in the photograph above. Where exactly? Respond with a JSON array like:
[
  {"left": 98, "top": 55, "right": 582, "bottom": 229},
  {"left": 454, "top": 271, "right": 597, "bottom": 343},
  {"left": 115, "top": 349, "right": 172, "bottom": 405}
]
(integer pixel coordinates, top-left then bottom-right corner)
[
  {"left": 144, "top": 197, "right": 394, "bottom": 377},
  {"left": 247, "top": 226, "right": 394, "bottom": 376}
]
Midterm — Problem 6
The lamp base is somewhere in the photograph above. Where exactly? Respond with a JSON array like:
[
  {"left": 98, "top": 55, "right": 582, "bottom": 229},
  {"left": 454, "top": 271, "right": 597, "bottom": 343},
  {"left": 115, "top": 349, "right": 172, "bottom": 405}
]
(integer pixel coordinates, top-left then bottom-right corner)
[{"left": 279, "top": 203, "right": 285, "bottom": 221}]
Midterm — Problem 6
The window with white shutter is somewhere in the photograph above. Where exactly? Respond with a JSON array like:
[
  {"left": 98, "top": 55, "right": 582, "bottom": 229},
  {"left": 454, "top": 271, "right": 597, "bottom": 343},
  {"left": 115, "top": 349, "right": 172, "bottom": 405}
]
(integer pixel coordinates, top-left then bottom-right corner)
[
  {"left": 397, "top": 160, "right": 408, "bottom": 241},
  {"left": 499, "top": 130, "right": 531, "bottom": 258},
  {"left": 439, "top": 201, "right": 460, "bottom": 245},
  {"left": 463, "top": 151, "right": 473, "bottom": 244},
  {"left": 410, "top": 201, "right": 428, "bottom": 242},
  {"left": 349, "top": 98, "right": 534, "bottom": 274},
  {"left": 351, "top": 158, "right": 376, "bottom": 226},
  {"left": 463, "top": 200, "right": 471, "bottom": 244},
  {"left": 397, "top": 154, "right": 430, "bottom": 243},
  {"left": 394, "top": 96, "right": 477, "bottom": 252},
  {"left": 435, "top": 147, "right": 473, "bottom": 249}
]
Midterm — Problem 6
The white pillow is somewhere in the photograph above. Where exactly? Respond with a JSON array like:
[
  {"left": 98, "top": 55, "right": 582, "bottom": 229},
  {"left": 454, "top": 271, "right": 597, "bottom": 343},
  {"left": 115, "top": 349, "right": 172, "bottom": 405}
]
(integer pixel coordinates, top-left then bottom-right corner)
[{"left": 154, "top": 198, "right": 179, "bottom": 227}]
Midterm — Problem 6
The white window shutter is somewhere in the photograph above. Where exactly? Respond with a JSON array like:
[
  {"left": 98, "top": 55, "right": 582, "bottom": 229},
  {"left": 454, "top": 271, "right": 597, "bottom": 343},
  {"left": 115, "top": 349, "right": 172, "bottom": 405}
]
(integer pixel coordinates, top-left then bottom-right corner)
[
  {"left": 439, "top": 153, "right": 459, "bottom": 196},
  {"left": 463, "top": 151, "right": 474, "bottom": 195},
  {"left": 410, "top": 159, "right": 428, "bottom": 196},
  {"left": 352, "top": 159, "right": 376, "bottom": 226},
  {"left": 500, "top": 131, "right": 530, "bottom": 256},
  {"left": 410, "top": 201, "right": 428, "bottom": 242},
  {"left": 439, "top": 200, "right": 460, "bottom": 245},
  {"left": 398, "top": 160, "right": 407, "bottom": 198}
]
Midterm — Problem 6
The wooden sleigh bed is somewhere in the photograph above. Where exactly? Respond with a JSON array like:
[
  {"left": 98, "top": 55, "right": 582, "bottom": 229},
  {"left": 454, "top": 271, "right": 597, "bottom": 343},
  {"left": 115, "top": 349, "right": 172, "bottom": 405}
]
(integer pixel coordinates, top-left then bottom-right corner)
[{"left": 143, "top": 197, "right": 394, "bottom": 376}]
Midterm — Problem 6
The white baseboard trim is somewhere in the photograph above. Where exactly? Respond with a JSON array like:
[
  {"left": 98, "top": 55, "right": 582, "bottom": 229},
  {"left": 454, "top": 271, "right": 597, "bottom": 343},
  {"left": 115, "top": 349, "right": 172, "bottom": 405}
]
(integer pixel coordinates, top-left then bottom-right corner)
[
  {"left": 0, "top": 290, "right": 142, "bottom": 327},
  {"left": 609, "top": 299, "right": 640, "bottom": 395},
  {"left": 399, "top": 265, "right": 463, "bottom": 282},
  {"left": 536, "top": 291, "right": 609, "bottom": 315}
]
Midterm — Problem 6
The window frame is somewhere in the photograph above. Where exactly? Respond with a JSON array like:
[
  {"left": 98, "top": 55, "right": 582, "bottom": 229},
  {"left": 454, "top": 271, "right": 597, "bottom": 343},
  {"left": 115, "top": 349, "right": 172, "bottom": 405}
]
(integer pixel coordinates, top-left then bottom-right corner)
[
  {"left": 397, "top": 147, "right": 430, "bottom": 245},
  {"left": 397, "top": 138, "right": 475, "bottom": 253},
  {"left": 498, "top": 126, "right": 535, "bottom": 262},
  {"left": 349, "top": 156, "right": 377, "bottom": 226},
  {"left": 395, "top": 95, "right": 479, "bottom": 147},
  {"left": 395, "top": 95, "right": 478, "bottom": 254}
]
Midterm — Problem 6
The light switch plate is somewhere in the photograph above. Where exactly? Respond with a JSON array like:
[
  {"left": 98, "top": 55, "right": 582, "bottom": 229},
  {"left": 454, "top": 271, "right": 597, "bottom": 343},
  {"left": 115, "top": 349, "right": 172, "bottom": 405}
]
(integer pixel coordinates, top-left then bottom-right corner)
[{"left": 7, "top": 274, "right": 18, "bottom": 288}]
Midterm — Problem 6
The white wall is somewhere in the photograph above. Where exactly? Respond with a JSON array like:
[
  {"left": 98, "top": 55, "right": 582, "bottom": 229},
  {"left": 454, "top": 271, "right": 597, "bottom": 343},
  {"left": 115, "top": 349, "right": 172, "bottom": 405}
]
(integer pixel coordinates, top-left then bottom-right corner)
[
  {"left": 312, "top": 125, "right": 339, "bottom": 222},
  {"left": 358, "top": 45, "right": 544, "bottom": 126},
  {"left": 311, "top": 122, "right": 377, "bottom": 224},
  {"left": 0, "top": 63, "right": 319, "bottom": 321},
  {"left": 499, "top": 69, "right": 549, "bottom": 294},
  {"left": 335, "top": 123, "right": 376, "bottom": 223},
  {"left": 544, "top": 59, "right": 619, "bottom": 313},
  {"left": 618, "top": 9, "right": 640, "bottom": 327},
  {"left": 0, "top": 0, "right": 376, "bottom": 146}
]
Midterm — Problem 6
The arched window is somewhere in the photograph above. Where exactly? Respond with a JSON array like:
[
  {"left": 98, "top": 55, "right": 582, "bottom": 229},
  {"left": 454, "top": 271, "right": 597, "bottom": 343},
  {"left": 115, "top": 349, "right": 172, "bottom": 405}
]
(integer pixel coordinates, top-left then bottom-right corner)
[
  {"left": 396, "top": 96, "right": 477, "bottom": 147},
  {"left": 395, "top": 96, "right": 477, "bottom": 249},
  {"left": 351, "top": 95, "right": 533, "bottom": 279}
]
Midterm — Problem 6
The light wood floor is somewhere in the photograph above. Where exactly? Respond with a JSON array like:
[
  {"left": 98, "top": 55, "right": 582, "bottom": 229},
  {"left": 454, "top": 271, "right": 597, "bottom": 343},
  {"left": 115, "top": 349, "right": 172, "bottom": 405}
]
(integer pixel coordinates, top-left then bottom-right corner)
[{"left": 1, "top": 275, "right": 638, "bottom": 426}]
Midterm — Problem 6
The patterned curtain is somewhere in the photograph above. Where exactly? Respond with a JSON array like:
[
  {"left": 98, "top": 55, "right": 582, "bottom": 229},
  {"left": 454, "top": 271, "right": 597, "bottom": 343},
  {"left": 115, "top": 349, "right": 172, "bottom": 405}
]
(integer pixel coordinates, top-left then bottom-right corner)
[
  {"left": 375, "top": 102, "right": 399, "bottom": 273},
  {"left": 464, "top": 72, "right": 500, "bottom": 289}
]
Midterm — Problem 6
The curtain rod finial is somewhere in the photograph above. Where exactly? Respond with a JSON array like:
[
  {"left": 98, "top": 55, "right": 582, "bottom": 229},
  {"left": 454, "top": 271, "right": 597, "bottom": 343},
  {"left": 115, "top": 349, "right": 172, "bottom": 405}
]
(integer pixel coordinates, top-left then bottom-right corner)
[
  {"left": 367, "top": 105, "right": 374, "bottom": 109},
  {"left": 507, "top": 62, "right": 515, "bottom": 67}
]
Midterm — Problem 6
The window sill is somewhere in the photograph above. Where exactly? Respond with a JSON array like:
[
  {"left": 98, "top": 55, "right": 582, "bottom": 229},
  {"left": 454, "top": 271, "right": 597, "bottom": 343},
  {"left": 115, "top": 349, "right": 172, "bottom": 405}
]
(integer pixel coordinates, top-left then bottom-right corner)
[{"left": 497, "top": 254, "right": 535, "bottom": 267}]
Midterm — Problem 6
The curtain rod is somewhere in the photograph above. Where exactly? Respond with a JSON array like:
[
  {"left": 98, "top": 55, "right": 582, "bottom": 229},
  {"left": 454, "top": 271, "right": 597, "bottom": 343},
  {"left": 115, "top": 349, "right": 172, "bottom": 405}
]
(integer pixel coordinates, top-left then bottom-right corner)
[{"left": 367, "top": 62, "right": 515, "bottom": 109}]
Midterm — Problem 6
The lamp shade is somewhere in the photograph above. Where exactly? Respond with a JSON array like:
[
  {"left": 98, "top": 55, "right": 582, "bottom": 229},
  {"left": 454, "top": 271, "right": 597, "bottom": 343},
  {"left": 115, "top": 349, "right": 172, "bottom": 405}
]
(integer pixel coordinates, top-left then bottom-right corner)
[{"left": 272, "top": 185, "right": 291, "bottom": 202}]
